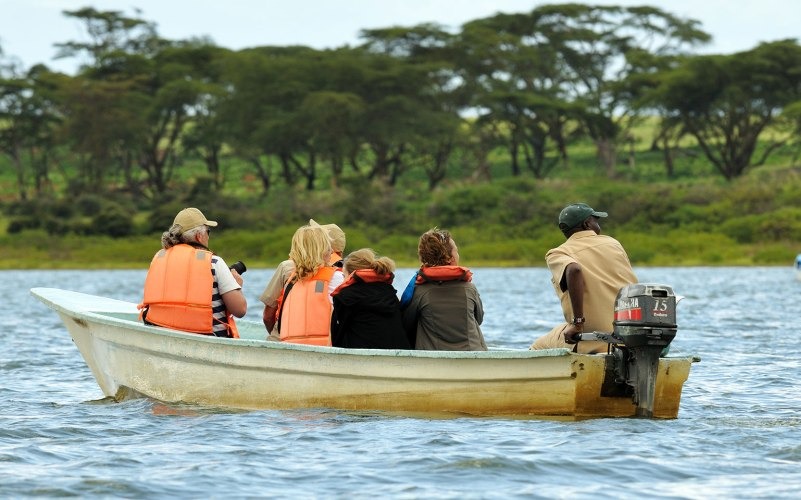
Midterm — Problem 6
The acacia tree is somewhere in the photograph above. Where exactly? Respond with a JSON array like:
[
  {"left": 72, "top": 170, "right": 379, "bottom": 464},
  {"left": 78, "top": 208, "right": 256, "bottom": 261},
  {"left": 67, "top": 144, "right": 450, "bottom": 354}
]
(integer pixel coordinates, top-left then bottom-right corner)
[
  {"left": 57, "top": 73, "right": 148, "bottom": 192},
  {"left": 0, "top": 62, "right": 63, "bottom": 200},
  {"left": 56, "top": 8, "right": 220, "bottom": 196},
  {"left": 451, "top": 14, "right": 574, "bottom": 179},
  {"left": 55, "top": 8, "right": 157, "bottom": 193},
  {"left": 296, "top": 89, "right": 365, "bottom": 188},
  {"left": 360, "top": 25, "right": 466, "bottom": 188},
  {"left": 179, "top": 75, "right": 230, "bottom": 189},
  {"left": 54, "top": 6, "right": 162, "bottom": 71},
  {"left": 146, "top": 41, "right": 230, "bottom": 192},
  {"left": 780, "top": 100, "right": 801, "bottom": 166},
  {"left": 219, "top": 46, "right": 323, "bottom": 194},
  {"left": 647, "top": 40, "right": 801, "bottom": 180},
  {"left": 494, "top": 3, "right": 710, "bottom": 177}
]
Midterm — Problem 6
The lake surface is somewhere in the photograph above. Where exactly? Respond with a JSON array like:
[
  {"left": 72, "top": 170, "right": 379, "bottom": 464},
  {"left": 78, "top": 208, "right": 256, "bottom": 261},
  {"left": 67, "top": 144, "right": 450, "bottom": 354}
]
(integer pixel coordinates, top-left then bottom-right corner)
[{"left": 3, "top": 267, "right": 800, "bottom": 498}]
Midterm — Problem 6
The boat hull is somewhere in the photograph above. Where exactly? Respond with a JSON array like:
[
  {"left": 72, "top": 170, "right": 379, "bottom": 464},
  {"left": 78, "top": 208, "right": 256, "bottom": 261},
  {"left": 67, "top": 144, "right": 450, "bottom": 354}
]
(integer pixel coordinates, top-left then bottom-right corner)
[{"left": 32, "top": 287, "right": 696, "bottom": 418}]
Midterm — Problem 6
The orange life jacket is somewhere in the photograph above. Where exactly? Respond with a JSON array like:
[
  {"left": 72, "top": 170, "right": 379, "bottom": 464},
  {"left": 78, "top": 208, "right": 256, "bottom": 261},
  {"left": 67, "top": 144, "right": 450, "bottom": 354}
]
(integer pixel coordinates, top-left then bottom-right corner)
[
  {"left": 138, "top": 244, "right": 239, "bottom": 338},
  {"left": 273, "top": 260, "right": 343, "bottom": 328},
  {"left": 279, "top": 266, "right": 336, "bottom": 346}
]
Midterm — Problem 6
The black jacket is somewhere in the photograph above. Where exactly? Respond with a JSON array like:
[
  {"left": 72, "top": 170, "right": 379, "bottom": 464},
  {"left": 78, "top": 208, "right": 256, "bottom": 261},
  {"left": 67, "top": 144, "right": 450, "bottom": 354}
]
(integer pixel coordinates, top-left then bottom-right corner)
[{"left": 331, "top": 279, "right": 412, "bottom": 349}]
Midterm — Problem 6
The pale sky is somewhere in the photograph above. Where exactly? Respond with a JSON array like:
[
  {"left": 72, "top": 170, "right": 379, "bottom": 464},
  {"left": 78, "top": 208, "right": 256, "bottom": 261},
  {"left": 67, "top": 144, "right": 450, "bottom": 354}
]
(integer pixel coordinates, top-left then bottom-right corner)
[{"left": 1, "top": 0, "right": 799, "bottom": 74}]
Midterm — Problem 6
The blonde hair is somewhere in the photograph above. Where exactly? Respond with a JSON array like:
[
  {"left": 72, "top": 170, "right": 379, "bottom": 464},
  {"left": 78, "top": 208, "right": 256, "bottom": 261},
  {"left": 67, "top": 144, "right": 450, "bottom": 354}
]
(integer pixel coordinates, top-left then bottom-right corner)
[
  {"left": 417, "top": 228, "right": 453, "bottom": 267},
  {"left": 289, "top": 225, "right": 332, "bottom": 281},
  {"left": 343, "top": 248, "right": 396, "bottom": 275}
]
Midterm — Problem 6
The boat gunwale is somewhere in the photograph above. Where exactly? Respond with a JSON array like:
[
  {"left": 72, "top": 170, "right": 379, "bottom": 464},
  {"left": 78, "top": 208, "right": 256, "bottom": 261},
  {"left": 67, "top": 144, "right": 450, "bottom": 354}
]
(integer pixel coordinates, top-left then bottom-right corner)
[{"left": 30, "top": 287, "right": 699, "bottom": 364}]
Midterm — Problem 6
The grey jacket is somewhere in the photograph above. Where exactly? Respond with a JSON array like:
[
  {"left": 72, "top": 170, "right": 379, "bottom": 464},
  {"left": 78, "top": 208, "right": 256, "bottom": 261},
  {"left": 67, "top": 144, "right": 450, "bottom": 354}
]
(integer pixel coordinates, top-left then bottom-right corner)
[{"left": 402, "top": 279, "right": 487, "bottom": 351}]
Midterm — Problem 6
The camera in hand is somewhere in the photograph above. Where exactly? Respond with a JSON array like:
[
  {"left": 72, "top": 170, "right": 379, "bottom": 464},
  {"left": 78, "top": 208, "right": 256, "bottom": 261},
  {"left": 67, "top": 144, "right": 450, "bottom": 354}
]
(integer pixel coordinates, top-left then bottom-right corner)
[{"left": 229, "top": 261, "right": 247, "bottom": 274}]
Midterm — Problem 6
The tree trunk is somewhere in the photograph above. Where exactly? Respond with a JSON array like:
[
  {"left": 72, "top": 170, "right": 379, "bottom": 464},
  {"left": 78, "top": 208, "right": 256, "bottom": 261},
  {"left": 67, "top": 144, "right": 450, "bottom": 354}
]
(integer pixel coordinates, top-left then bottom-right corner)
[
  {"left": 596, "top": 138, "right": 617, "bottom": 178},
  {"left": 11, "top": 149, "right": 27, "bottom": 201}
]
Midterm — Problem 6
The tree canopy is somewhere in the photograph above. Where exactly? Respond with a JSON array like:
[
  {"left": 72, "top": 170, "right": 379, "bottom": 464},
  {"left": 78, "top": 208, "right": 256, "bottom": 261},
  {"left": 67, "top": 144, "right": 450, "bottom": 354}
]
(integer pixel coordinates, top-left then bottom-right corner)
[{"left": 0, "top": 2, "right": 799, "bottom": 221}]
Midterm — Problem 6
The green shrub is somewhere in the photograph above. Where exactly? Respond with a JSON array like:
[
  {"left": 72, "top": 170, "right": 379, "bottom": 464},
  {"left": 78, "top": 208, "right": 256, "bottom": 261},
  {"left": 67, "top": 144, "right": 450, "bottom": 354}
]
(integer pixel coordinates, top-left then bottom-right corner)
[
  {"left": 429, "top": 184, "right": 503, "bottom": 227},
  {"left": 755, "top": 207, "right": 801, "bottom": 241},
  {"left": 721, "top": 208, "right": 801, "bottom": 243},
  {"left": 337, "top": 179, "right": 408, "bottom": 230},
  {"left": 752, "top": 243, "right": 797, "bottom": 264},
  {"left": 373, "top": 234, "right": 419, "bottom": 264},
  {"left": 89, "top": 205, "right": 134, "bottom": 238},
  {"left": 616, "top": 232, "right": 662, "bottom": 265},
  {"left": 145, "top": 202, "right": 187, "bottom": 234},
  {"left": 51, "top": 200, "right": 75, "bottom": 219},
  {"left": 464, "top": 239, "right": 547, "bottom": 265},
  {"left": 75, "top": 194, "right": 104, "bottom": 216},
  {"left": 43, "top": 216, "right": 70, "bottom": 236},
  {"left": 7, "top": 217, "right": 39, "bottom": 234},
  {"left": 720, "top": 216, "right": 758, "bottom": 243},
  {"left": 5, "top": 199, "right": 38, "bottom": 217}
]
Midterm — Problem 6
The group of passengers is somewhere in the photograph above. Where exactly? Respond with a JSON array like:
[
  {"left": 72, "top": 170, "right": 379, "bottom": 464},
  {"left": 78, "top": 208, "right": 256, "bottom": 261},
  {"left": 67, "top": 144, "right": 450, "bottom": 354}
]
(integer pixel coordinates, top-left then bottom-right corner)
[{"left": 139, "top": 202, "right": 636, "bottom": 354}]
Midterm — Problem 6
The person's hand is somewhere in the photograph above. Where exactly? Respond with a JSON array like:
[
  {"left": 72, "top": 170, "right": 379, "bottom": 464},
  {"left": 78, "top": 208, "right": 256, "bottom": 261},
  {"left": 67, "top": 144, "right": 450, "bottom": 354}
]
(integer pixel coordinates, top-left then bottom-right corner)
[
  {"left": 563, "top": 323, "right": 583, "bottom": 344},
  {"left": 230, "top": 269, "right": 244, "bottom": 287}
]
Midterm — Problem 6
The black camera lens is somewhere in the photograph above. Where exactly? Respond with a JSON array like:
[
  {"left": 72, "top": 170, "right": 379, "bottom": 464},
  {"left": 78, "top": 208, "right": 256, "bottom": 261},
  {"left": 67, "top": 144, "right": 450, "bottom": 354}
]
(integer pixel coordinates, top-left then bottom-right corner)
[{"left": 230, "top": 261, "right": 247, "bottom": 274}]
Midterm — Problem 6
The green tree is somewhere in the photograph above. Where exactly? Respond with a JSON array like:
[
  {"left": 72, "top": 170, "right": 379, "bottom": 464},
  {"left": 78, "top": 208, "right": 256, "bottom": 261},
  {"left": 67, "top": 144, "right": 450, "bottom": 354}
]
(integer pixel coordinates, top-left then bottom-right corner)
[
  {"left": 648, "top": 40, "right": 801, "bottom": 180},
  {"left": 454, "top": 13, "right": 573, "bottom": 179},
  {"left": 296, "top": 89, "right": 365, "bottom": 188},
  {"left": 0, "top": 62, "right": 62, "bottom": 200},
  {"left": 220, "top": 46, "right": 321, "bottom": 194},
  {"left": 178, "top": 44, "right": 236, "bottom": 190},
  {"left": 359, "top": 27, "right": 465, "bottom": 188},
  {"left": 54, "top": 6, "right": 163, "bottom": 73},
  {"left": 56, "top": 8, "right": 221, "bottom": 196},
  {"left": 525, "top": 3, "right": 710, "bottom": 176},
  {"left": 57, "top": 73, "right": 148, "bottom": 192},
  {"left": 145, "top": 41, "right": 230, "bottom": 193}
]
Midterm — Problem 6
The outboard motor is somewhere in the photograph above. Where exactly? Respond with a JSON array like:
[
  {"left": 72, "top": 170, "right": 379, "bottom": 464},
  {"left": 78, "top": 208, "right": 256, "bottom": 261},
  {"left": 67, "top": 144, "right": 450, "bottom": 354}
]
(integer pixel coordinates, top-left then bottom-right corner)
[{"left": 612, "top": 283, "right": 677, "bottom": 418}]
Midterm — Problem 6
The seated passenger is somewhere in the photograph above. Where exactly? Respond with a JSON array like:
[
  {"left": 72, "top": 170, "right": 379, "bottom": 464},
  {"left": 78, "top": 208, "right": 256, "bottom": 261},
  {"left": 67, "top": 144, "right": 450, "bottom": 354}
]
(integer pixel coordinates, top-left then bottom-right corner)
[
  {"left": 260, "top": 219, "right": 346, "bottom": 341},
  {"left": 276, "top": 224, "right": 344, "bottom": 346},
  {"left": 401, "top": 228, "right": 487, "bottom": 351},
  {"left": 330, "top": 248, "right": 412, "bottom": 349},
  {"left": 139, "top": 207, "right": 246, "bottom": 338}
]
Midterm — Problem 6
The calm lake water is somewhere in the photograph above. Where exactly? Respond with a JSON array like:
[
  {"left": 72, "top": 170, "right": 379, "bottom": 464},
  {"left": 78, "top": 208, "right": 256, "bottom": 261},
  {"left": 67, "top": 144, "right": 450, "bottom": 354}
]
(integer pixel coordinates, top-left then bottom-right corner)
[{"left": 3, "top": 267, "right": 800, "bottom": 498}]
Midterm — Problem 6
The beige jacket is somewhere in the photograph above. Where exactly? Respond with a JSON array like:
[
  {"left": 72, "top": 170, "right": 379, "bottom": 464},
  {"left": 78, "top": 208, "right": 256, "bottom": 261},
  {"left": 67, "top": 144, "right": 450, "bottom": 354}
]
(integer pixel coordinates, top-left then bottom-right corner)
[{"left": 533, "top": 230, "right": 637, "bottom": 353}]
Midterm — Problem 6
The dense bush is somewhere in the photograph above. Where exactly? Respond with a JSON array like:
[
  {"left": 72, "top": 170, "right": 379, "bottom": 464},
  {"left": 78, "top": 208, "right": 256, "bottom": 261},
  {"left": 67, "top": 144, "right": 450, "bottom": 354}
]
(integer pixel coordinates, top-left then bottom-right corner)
[
  {"left": 75, "top": 194, "right": 105, "bottom": 216},
  {"left": 336, "top": 178, "right": 412, "bottom": 231},
  {"left": 429, "top": 184, "right": 503, "bottom": 227},
  {"left": 6, "top": 216, "right": 39, "bottom": 234},
  {"left": 89, "top": 205, "right": 134, "bottom": 238},
  {"left": 2, "top": 142, "right": 801, "bottom": 267}
]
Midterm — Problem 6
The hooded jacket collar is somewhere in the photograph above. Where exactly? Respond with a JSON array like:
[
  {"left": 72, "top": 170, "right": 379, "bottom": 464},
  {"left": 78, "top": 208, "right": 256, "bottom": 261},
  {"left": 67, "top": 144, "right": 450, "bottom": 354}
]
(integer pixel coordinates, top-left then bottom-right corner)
[
  {"left": 416, "top": 265, "right": 473, "bottom": 285},
  {"left": 331, "top": 269, "right": 394, "bottom": 296}
]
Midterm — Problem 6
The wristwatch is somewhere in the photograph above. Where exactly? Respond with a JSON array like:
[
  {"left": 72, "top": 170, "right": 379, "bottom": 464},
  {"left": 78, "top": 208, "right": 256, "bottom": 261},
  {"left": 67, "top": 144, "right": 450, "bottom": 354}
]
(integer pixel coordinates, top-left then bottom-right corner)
[{"left": 571, "top": 316, "right": 585, "bottom": 326}]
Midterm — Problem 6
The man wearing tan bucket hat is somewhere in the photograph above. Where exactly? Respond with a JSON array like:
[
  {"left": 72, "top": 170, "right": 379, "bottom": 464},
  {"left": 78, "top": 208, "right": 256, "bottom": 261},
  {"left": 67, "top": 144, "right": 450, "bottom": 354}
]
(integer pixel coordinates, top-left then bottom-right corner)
[
  {"left": 530, "top": 203, "right": 637, "bottom": 354},
  {"left": 259, "top": 219, "right": 346, "bottom": 341},
  {"left": 139, "top": 208, "right": 247, "bottom": 338}
]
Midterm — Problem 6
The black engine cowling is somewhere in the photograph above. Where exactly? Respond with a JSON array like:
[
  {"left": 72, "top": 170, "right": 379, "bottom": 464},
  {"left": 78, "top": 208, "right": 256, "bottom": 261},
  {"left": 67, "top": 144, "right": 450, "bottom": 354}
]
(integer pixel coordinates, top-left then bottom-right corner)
[
  {"left": 613, "top": 283, "right": 677, "bottom": 348},
  {"left": 612, "top": 283, "right": 678, "bottom": 417}
]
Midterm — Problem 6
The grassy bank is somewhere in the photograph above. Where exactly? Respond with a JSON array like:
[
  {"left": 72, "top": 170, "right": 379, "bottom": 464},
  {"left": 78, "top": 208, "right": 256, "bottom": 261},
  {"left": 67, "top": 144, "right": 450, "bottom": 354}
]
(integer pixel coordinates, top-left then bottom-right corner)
[{"left": 1, "top": 221, "right": 796, "bottom": 270}]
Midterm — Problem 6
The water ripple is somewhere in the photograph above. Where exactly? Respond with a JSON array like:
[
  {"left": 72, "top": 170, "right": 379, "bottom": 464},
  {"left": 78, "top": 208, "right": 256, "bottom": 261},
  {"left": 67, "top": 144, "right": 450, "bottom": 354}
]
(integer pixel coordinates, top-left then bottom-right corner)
[{"left": 4, "top": 268, "right": 801, "bottom": 498}]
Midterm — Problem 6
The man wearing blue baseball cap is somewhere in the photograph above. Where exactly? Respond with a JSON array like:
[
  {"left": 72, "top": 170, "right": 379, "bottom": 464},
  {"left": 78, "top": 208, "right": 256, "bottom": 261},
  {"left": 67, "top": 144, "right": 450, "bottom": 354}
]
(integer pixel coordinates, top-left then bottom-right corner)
[{"left": 530, "top": 202, "right": 637, "bottom": 354}]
